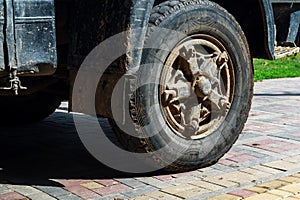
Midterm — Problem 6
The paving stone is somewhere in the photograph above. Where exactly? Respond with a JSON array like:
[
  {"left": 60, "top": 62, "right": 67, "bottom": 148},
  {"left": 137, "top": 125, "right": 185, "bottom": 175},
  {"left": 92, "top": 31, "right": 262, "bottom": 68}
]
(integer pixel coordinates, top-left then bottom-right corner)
[
  {"left": 218, "top": 159, "right": 240, "bottom": 168},
  {"left": 292, "top": 174, "right": 300, "bottom": 178},
  {"left": 230, "top": 147, "right": 268, "bottom": 158},
  {"left": 206, "top": 194, "right": 242, "bottom": 200},
  {"left": 189, "top": 180, "right": 224, "bottom": 191},
  {"left": 115, "top": 178, "right": 147, "bottom": 188},
  {"left": 80, "top": 182, "right": 104, "bottom": 190},
  {"left": 34, "top": 186, "right": 70, "bottom": 198},
  {"left": 237, "top": 159, "right": 265, "bottom": 169},
  {"left": 120, "top": 185, "right": 157, "bottom": 198},
  {"left": 283, "top": 148, "right": 300, "bottom": 157},
  {"left": 135, "top": 177, "right": 173, "bottom": 189},
  {"left": 213, "top": 171, "right": 257, "bottom": 185},
  {"left": 240, "top": 168, "right": 272, "bottom": 179},
  {"left": 267, "top": 189, "right": 294, "bottom": 198},
  {"left": 176, "top": 187, "right": 211, "bottom": 199},
  {"left": 94, "top": 180, "right": 119, "bottom": 187},
  {"left": 59, "top": 180, "right": 92, "bottom": 187},
  {"left": 198, "top": 168, "right": 224, "bottom": 177},
  {"left": 282, "top": 196, "right": 300, "bottom": 200},
  {"left": 284, "top": 155, "right": 300, "bottom": 163},
  {"left": 279, "top": 176, "right": 300, "bottom": 184},
  {"left": 203, "top": 176, "right": 238, "bottom": 188},
  {"left": 166, "top": 176, "right": 200, "bottom": 186},
  {"left": 129, "top": 196, "right": 155, "bottom": 200},
  {"left": 0, "top": 192, "right": 28, "bottom": 200},
  {"left": 252, "top": 155, "right": 283, "bottom": 164},
  {"left": 245, "top": 186, "right": 268, "bottom": 194},
  {"left": 241, "top": 144, "right": 283, "bottom": 158},
  {"left": 64, "top": 185, "right": 100, "bottom": 199},
  {"left": 27, "top": 192, "right": 57, "bottom": 200},
  {"left": 153, "top": 175, "right": 173, "bottom": 182},
  {"left": 251, "top": 165, "right": 284, "bottom": 175},
  {"left": 161, "top": 183, "right": 199, "bottom": 195},
  {"left": 93, "top": 184, "right": 131, "bottom": 196},
  {"left": 228, "top": 189, "right": 257, "bottom": 198},
  {"left": 92, "top": 193, "right": 129, "bottom": 200},
  {"left": 279, "top": 183, "right": 300, "bottom": 194},
  {"left": 270, "top": 133, "right": 300, "bottom": 142},
  {"left": 238, "top": 133, "right": 263, "bottom": 141},
  {"left": 56, "top": 193, "right": 83, "bottom": 200},
  {"left": 212, "top": 164, "right": 237, "bottom": 172},
  {"left": 6, "top": 185, "right": 41, "bottom": 196},
  {"left": 263, "top": 160, "right": 300, "bottom": 171},
  {"left": 227, "top": 154, "right": 256, "bottom": 163},
  {"left": 0, "top": 186, "right": 12, "bottom": 195},
  {"left": 171, "top": 171, "right": 198, "bottom": 178},
  {"left": 243, "top": 193, "right": 282, "bottom": 200},
  {"left": 257, "top": 180, "right": 289, "bottom": 190},
  {"left": 146, "top": 191, "right": 182, "bottom": 200}
]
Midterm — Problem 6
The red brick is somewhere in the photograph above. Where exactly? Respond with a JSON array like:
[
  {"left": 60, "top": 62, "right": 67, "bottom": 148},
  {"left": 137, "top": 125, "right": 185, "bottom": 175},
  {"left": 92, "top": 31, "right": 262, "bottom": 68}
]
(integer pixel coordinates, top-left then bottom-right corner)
[
  {"left": 228, "top": 154, "right": 256, "bottom": 162},
  {"left": 0, "top": 192, "right": 28, "bottom": 200},
  {"left": 256, "top": 145, "right": 283, "bottom": 153},
  {"left": 289, "top": 133, "right": 300, "bottom": 138},
  {"left": 228, "top": 189, "right": 257, "bottom": 198},
  {"left": 64, "top": 185, "right": 100, "bottom": 199},
  {"left": 93, "top": 184, "right": 131, "bottom": 196}
]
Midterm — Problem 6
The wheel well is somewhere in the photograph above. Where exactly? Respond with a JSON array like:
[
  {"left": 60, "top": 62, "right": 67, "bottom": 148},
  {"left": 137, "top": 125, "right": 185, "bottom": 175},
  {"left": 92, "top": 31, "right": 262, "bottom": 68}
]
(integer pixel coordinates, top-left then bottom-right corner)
[
  {"left": 153, "top": 0, "right": 272, "bottom": 59},
  {"left": 213, "top": 0, "right": 271, "bottom": 59}
]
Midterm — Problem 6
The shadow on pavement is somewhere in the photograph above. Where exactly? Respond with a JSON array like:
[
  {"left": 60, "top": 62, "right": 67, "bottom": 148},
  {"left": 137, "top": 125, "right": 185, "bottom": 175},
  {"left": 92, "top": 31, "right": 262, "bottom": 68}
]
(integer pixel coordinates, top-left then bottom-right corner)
[{"left": 0, "top": 111, "right": 163, "bottom": 187}]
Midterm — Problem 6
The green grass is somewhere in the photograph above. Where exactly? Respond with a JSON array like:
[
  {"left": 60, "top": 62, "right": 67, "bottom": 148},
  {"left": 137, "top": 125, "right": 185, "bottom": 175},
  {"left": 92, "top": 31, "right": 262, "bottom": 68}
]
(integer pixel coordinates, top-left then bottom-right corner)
[{"left": 253, "top": 53, "right": 300, "bottom": 82}]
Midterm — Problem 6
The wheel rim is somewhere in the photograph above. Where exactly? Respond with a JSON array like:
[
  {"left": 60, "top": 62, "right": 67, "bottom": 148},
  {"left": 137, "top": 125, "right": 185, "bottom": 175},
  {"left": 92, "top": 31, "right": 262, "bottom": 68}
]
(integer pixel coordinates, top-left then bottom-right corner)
[{"left": 160, "top": 34, "right": 235, "bottom": 140}]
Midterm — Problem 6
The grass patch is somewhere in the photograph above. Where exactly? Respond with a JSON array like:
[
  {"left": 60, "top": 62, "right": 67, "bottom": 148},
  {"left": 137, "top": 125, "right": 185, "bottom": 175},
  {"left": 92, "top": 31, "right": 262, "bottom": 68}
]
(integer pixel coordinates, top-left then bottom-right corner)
[{"left": 253, "top": 53, "right": 300, "bottom": 82}]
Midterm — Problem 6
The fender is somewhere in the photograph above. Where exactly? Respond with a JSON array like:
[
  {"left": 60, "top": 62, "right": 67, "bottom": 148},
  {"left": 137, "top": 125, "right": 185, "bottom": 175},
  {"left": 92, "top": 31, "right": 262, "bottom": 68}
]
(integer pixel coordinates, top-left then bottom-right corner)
[
  {"left": 126, "top": 0, "right": 275, "bottom": 72},
  {"left": 260, "top": 0, "right": 276, "bottom": 59}
]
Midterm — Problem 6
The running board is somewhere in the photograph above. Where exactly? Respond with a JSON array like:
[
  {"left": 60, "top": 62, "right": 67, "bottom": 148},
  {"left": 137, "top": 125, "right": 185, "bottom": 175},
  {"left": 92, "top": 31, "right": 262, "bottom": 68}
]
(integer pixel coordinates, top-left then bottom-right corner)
[{"left": 274, "top": 45, "right": 300, "bottom": 59}]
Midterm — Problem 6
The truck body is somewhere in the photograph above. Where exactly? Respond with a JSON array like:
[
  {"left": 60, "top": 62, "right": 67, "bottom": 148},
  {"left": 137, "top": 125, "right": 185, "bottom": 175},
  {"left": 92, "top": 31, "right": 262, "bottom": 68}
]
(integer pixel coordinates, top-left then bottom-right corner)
[{"left": 0, "top": 0, "right": 299, "bottom": 172}]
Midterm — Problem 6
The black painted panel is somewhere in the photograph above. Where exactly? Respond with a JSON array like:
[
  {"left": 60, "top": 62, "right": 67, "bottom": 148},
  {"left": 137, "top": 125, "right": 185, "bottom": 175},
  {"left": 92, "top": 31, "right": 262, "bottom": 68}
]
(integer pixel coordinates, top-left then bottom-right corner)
[{"left": 13, "top": 0, "right": 57, "bottom": 74}]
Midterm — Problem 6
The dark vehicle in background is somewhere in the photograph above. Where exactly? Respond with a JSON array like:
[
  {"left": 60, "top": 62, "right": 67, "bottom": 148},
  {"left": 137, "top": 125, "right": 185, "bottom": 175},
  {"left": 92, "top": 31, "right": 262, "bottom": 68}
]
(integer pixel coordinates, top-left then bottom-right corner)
[{"left": 0, "top": 0, "right": 299, "bottom": 172}]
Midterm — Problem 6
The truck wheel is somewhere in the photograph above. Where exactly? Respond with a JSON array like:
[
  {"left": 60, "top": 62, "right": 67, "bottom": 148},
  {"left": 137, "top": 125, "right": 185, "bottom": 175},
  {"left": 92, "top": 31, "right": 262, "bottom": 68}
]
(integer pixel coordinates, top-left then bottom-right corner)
[
  {"left": 111, "top": 0, "right": 253, "bottom": 172},
  {"left": 0, "top": 92, "right": 62, "bottom": 123}
]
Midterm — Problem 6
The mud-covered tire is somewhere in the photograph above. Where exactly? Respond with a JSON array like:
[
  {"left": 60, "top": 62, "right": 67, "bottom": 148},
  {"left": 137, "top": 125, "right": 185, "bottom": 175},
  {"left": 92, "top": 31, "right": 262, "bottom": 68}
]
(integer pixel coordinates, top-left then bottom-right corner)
[
  {"left": 111, "top": 0, "right": 253, "bottom": 172},
  {"left": 0, "top": 92, "right": 62, "bottom": 123}
]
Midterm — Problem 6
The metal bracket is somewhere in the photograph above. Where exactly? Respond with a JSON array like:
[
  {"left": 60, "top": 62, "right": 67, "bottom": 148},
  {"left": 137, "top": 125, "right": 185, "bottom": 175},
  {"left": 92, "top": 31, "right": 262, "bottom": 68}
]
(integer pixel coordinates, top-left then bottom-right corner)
[{"left": 0, "top": 69, "right": 27, "bottom": 95}]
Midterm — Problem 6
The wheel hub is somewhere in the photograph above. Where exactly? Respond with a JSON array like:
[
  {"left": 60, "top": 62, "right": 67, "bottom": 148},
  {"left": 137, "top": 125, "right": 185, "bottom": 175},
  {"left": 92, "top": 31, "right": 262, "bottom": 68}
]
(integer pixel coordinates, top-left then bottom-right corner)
[{"left": 160, "top": 34, "right": 235, "bottom": 139}]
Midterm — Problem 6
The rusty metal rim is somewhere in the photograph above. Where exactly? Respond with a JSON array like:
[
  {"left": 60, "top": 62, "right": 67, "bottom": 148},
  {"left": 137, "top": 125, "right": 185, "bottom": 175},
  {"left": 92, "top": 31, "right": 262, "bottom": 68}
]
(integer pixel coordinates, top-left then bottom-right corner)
[{"left": 159, "top": 34, "right": 235, "bottom": 140}]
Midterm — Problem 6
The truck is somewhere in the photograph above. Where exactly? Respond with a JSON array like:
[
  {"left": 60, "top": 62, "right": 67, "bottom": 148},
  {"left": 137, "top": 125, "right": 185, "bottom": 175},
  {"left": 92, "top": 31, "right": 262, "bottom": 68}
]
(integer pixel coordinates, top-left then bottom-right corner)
[{"left": 0, "top": 0, "right": 299, "bottom": 172}]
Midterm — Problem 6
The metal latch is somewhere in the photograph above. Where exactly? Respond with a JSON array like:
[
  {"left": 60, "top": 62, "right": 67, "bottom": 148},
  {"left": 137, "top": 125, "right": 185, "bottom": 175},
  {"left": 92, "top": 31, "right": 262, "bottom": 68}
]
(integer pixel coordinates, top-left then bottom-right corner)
[{"left": 0, "top": 69, "right": 27, "bottom": 95}]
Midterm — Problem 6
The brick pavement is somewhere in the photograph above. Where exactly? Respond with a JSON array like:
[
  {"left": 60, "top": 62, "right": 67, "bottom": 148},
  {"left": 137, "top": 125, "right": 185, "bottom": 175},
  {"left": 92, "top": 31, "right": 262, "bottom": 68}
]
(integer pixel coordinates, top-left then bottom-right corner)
[{"left": 0, "top": 77, "right": 299, "bottom": 200}]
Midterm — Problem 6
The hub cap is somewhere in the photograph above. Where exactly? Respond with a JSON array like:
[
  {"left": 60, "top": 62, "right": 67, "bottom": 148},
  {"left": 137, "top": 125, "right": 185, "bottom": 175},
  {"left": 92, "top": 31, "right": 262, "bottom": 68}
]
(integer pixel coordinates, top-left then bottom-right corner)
[{"left": 160, "top": 34, "right": 235, "bottom": 140}]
